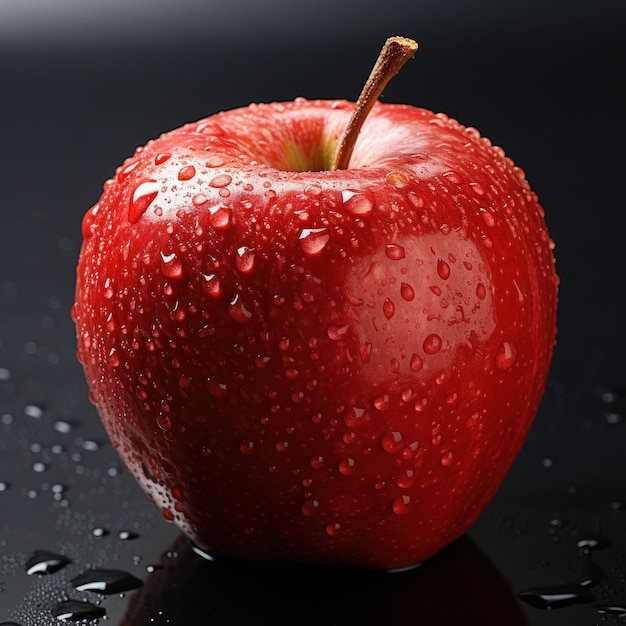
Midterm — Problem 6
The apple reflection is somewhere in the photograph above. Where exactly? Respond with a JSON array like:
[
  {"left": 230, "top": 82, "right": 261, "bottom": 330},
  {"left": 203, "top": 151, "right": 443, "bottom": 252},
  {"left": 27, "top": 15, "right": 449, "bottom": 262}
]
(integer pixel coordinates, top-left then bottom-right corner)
[{"left": 121, "top": 534, "right": 528, "bottom": 625}]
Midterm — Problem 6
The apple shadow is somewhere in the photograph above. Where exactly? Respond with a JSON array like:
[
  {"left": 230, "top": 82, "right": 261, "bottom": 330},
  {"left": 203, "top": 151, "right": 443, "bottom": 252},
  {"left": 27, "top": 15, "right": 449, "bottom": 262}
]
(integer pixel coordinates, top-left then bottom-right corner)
[{"left": 120, "top": 534, "right": 528, "bottom": 626}]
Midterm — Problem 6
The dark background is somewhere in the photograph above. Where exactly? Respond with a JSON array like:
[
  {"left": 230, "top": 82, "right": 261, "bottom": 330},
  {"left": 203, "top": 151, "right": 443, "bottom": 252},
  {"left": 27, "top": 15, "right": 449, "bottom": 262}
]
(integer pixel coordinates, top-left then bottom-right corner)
[{"left": 1, "top": 0, "right": 625, "bottom": 623}]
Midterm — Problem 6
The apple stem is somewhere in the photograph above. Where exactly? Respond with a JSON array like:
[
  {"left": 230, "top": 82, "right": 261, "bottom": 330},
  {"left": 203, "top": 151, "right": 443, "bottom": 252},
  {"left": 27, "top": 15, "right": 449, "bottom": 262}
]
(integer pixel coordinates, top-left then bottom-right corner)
[{"left": 331, "top": 36, "right": 419, "bottom": 171}]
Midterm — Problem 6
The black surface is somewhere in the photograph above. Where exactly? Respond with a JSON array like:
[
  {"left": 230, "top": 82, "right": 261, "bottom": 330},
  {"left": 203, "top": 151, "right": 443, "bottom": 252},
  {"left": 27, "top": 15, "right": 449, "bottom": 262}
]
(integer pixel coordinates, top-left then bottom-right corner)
[{"left": 1, "top": 6, "right": 626, "bottom": 625}]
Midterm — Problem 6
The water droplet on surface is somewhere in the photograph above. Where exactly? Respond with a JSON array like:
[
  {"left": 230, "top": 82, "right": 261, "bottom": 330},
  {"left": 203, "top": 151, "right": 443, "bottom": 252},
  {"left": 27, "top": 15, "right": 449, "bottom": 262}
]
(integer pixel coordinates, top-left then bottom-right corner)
[
  {"left": 394, "top": 469, "right": 415, "bottom": 488},
  {"left": 577, "top": 536, "right": 610, "bottom": 553},
  {"left": 386, "top": 170, "right": 409, "bottom": 188},
  {"left": 596, "top": 606, "right": 626, "bottom": 617},
  {"left": 440, "top": 451, "right": 454, "bottom": 466},
  {"left": 235, "top": 246, "right": 256, "bottom": 273},
  {"left": 495, "top": 341, "right": 516, "bottom": 369},
  {"left": 239, "top": 440, "right": 255, "bottom": 455},
  {"left": 209, "top": 173, "right": 233, "bottom": 188},
  {"left": 228, "top": 294, "right": 253, "bottom": 324},
  {"left": 327, "top": 324, "right": 349, "bottom": 340},
  {"left": 207, "top": 379, "right": 228, "bottom": 397},
  {"left": 310, "top": 456, "right": 324, "bottom": 470},
  {"left": 118, "top": 530, "right": 139, "bottom": 540},
  {"left": 209, "top": 205, "right": 232, "bottom": 230},
  {"left": 299, "top": 228, "right": 330, "bottom": 255},
  {"left": 51, "top": 600, "right": 106, "bottom": 622},
  {"left": 480, "top": 208, "right": 496, "bottom": 227},
  {"left": 374, "top": 395, "right": 390, "bottom": 410},
  {"left": 341, "top": 189, "right": 374, "bottom": 216},
  {"left": 325, "top": 522, "right": 341, "bottom": 535},
  {"left": 410, "top": 353, "right": 423, "bottom": 372},
  {"left": 26, "top": 550, "right": 71, "bottom": 575},
  {"left": 156, "top": 414, "right": 172, "bottom": 431},
  {"left": 129, "top": 179, "right": 159, "bottom": 223},
  {"left": 72, "top": 568, "right": 143, "bottom": 594},
  {"left": 381, "top": 431, "right": 404, "bottom": 454},
  {"left": 400, "top": 282, "right": 414, "bottom": 301},
  {"left": 160, "top": 251, "right": 183, "bottom": 278},
  {"left": 206, "top": 155, "right": 227, "bottom": 168},
  {"left": 155, "top": 152, "right": 172, "bottom": 165},
  {"left": 392, "top": 495, "right": 411, "bottom": 515},
  {"left": 436, "top": 258, "right": 451, "bottom": 280},
  {"left": 476, "top": 282, "right": 487, "bottom": 299},
  {"left": 118, "top": 160, "right": 139, "bottom": 181},
  {"left": 518, "top": 583, "right": 595, "bottom": 610},
  {"left": 178, "top": 165, "right": 196, "bottom": 180},
  {"left": 338, "top": 457, "right": 356, "bottom": 475},
  {"left": 24, "top": 404, "right": 44, "bottom": 419},
  {"left": 383, "top": 298, "right": 395, "bottom": 319},
  {"left": 423, "top": 334, "right": 442, "bottom": 355},
  {"left": 385, "top": 244, "right": 405, "bottom": 260},
  {"left": 300, "top": 499, "right": 319, "bottom": 516},
  {"left": 200, "top": 273, "right": 221, "bottom": 299}
]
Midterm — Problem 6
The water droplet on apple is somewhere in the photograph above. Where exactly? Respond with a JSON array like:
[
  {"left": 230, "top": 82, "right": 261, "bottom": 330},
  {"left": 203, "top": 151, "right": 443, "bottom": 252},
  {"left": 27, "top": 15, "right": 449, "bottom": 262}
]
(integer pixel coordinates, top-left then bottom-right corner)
[
  {"left": 400, "top": 282, "right": 415, "bottom": 301},
  {"left": 374, "top": 394, "right": 390, "bottom": 410},
  {"left": 228, "top": 293, "right": 253, "bottom": 324},
  {"left": 410, "top": 353, "right": 423, "bottom": 372},
  {"left": 344, "top": 406, "right": 367, "bottom": 428},
  {"left": 103, "top": 277, "right": 114, "bottom": 299},
  {"left": 327, "top": 324, "right": 349, "bottom": 340},
  {"left": 107, "top": 349, "right": 120, "bottom": 367},
  {"left": 156, "top": 414, "right": 172, "bottom": 431},
  {"left": 117, "top": 160, "right": 139, "bottom": 181},
  {"left": 325, "top": 522, "right": 341, "bottom": 535},
  {"left": 300, "top": 499, "right": 319, "bottom": 515},
  {"left": 495, "top": 341, "right": 516, "bottom": 369},
  {"left": 193, "top": 194, "right": 208, "bottom": 206},
  {"left": 310, "top": 456, "right": 324, "bottom": 469},
  {"left": 392, "top": 495, "right": 411, "bottom": 515},
  {"left": 239, "top": 440, "right": 254, "bottom": 455},
  {"left": 436, "top": 258, "right": 451, "bottom": 280},
  {"left": 476, "top": 282, "right": 487, "bottom": 299},
  {"left": 209, "top": 173, "right": 233, "bottom": 188},
  {"left": 235, "top": 246, "right": 256, "bottom": 273},
  {"left": 209, "top": 205, "right": 232, "bottom": 230},
  {"left": 206, "top": 155, "right": 227, "bottom": 167},
  {"left": 178, "top": 165, "right": 196, "bottom": 181},
  {"left": 341, "top": 189, "right": 374, "bottom": 216},
  {"left": 381, "top": 431, "right": 404, "bottom": 454},
  {"left": 299, "top": 228, "right": 330, "bottom": 255},
  {"left": 383, "top": 298, "right": 395, "bottom": 319},
  {"left": 386, "top": 170, "right": 409, "bottom": 188},
  {"left": 338, "top": 457, "right": 356, "bottom": 475},
  {"left": 305, "top": 183, "right": 322, "bottom": 196},
  {"left": 129, "top": 179, "right": 159, "bottom": 224},
  {"left": 201, "top": 273, "right": 221, "bottom": 299},
  {"left": 440, "top": 451, "right": 454, "bottom": 466},
  {"left": 342, "top": 431, "right": 356, "bottom": 444},
  {"left": 442, "top": 170, "right": 463, "bottom": 185},
  {"left": 207, "top": 379, "right": 228, "bottom": 397},
  {"left": 160, "top": 251, "right": 183, "bottom": 278},
  {"left": 480, "top": 208, "right": 496, "bottom": 227},
  {"left": 394, "top": 468, "right": 415, "bottom": 488},
  {"left": 155, "top": 152, "right": 172, "bottom": 165},
  {"left": 423, "top": 334, "right": 442, "bottom": 355},
  {"left": 385, "top": 244, "right": 405, "bottom": 260}
]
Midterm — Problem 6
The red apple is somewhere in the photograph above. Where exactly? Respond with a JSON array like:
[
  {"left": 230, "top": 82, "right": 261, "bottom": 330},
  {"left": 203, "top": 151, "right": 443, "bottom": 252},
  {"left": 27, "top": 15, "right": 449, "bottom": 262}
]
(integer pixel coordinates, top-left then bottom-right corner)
[{"left": 73, "top": 38, "right": 558, "bottom": 570}]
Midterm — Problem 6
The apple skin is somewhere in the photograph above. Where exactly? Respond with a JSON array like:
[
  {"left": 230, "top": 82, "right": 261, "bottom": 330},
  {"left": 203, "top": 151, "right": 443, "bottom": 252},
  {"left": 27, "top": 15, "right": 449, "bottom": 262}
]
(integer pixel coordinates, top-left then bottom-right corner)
[{"left": 73, "top": 98, "right": 558, "bottom": 570}]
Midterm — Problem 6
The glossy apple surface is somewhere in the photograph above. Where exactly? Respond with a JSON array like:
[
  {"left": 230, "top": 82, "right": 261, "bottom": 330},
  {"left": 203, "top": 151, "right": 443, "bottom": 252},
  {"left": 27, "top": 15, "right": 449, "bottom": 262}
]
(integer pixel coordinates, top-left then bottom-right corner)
[{"left": 73, "top": 98, "right": 558, "bottom": 569}]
